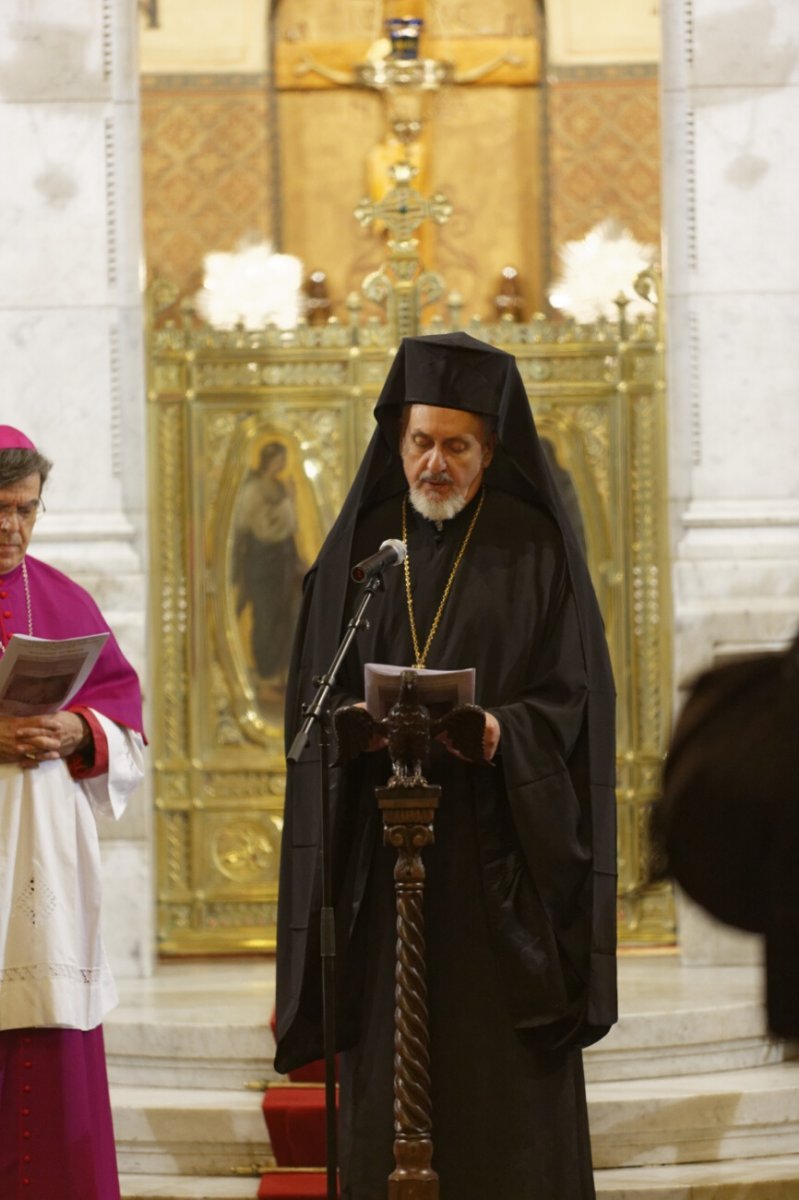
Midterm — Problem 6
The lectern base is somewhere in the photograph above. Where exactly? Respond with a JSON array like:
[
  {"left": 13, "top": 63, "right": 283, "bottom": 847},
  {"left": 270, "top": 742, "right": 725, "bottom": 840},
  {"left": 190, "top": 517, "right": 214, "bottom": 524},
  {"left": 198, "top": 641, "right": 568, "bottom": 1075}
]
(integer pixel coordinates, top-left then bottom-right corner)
[{"left": 389, "top": 1135, "right": 439, "bottom": 1199}]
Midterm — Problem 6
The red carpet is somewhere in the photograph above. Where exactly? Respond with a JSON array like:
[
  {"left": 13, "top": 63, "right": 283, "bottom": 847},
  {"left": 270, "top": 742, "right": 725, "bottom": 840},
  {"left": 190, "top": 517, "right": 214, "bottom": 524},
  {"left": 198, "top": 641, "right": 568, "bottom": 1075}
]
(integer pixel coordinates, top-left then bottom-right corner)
[
  {"left": 258, "top": 1168, "right": 331, "bottom": 1199},
  {"left": 262, "top": 1084, "right": 333, "bottom": 1167},
  {"left": 261, "top": 1012, "right": 339, "bottom": 1197}
]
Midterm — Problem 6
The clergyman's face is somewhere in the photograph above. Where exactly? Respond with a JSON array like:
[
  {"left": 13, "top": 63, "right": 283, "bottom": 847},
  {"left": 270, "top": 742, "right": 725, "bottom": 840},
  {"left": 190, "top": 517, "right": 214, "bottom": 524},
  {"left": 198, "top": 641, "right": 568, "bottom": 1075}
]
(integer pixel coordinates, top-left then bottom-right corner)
[
  {"left": 0, "top": 472, "right": 42, "bottom": 572},
  {"left": 400, "top": 404, "right": 494, "bottom": 521}
]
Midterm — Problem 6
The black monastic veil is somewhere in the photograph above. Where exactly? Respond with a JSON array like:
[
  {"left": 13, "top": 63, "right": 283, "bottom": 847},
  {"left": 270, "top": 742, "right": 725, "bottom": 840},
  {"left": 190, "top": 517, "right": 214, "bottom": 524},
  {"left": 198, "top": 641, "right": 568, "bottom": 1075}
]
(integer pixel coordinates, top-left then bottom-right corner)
[{"left": 275, "top": 333, "right": 617, "bottom": 1199}]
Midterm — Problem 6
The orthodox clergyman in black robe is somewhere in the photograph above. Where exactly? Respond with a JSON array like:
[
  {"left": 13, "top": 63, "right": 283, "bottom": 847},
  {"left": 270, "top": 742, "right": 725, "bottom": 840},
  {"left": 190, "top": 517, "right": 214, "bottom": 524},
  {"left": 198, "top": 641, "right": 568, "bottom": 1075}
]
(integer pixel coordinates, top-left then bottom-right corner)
[{"left": 275, "top": 332, "right": 617, "bottom": 1199}]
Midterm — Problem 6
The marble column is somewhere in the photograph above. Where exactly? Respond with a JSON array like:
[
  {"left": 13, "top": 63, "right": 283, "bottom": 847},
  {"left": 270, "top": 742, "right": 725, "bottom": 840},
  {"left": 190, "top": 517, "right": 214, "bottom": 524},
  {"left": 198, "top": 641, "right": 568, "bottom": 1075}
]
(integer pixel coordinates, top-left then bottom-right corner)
[
  {"left": 661, "top": 0, "right": 799, "bottom": 962},
  {"left": 0, "top": 2, "right": 151, "bottom": 977}
]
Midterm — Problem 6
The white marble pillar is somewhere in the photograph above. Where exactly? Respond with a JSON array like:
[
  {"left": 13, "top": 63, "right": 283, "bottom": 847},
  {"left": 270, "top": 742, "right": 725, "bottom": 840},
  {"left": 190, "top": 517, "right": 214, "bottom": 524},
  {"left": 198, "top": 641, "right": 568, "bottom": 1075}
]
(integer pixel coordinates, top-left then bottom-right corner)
[
  {"left": 661, "top": 0, "right": 799, "bottom": 962},
  {"left": 0, "top": 2, "right": 151, "bottom": 977}
]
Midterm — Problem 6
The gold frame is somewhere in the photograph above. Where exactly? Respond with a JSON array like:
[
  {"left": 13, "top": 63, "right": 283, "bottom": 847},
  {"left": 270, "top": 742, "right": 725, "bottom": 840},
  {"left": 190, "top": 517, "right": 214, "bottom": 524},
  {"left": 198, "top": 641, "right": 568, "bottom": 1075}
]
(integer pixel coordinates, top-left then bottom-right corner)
[{"left": 148, "top": 273, "right": 672, "bottom": 955}]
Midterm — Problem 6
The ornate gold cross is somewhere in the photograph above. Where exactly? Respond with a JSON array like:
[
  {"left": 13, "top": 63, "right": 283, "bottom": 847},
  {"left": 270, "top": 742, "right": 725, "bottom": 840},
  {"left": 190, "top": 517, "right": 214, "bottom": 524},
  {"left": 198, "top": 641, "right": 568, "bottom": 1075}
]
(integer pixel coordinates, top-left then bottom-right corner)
[{"left": 354, "top": 162, "right": 452, "bottom": 247}]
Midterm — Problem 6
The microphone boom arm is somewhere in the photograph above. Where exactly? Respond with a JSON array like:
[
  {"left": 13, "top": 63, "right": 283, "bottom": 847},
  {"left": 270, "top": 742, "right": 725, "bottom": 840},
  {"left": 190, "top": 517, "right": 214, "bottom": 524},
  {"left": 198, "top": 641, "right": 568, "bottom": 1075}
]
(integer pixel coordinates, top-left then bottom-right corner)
[
  {"left": 287, "top": 571, "right": 384, "bottom": 763},
  {"left": 284, "top": 569, "right": 387, "bottom": 1200}
]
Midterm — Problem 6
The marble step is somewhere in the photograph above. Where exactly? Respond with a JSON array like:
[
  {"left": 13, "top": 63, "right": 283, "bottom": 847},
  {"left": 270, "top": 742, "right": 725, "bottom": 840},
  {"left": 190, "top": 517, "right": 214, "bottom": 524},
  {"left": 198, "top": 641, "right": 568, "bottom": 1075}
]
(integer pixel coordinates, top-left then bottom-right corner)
[
  {"left": 589, "top": 1061, "right": 799, "bottom": 1169},
  {"left": 584, "top": 994, "right": 793, "bottom": 1084},
  {"left": 112, "top": 1058, "right": 799, "bottom": 1178},
  {"left": 120, "top": 1179, "right": 259, "bottom": 1199},
  {"left": 107, "top": 999, "right": 791, "bottom": 1094},
  {"left": 107, "top": 959, "right": 793, "bottom": 1094},
  {"left": 118, "top": 1156, "right": 799, "bottom": 1199},
  {"left": 106, "top": 1004, "right": 792, "bottom": 1095},
  {"left": 594, "top": 1155, "right": 799, "bottom": 1198},
  {"left": 105, "top": 1017, "right": 274, "bottom": 1091},
  {"left": 111, "top": 1083, "right": 272, "bottom": 1177},
  {"left": 106, "top": 963, "right": 276, "bottom": 1092},
  {"left": 584, "top": 958, "right": 796, "bottom": 1082}
]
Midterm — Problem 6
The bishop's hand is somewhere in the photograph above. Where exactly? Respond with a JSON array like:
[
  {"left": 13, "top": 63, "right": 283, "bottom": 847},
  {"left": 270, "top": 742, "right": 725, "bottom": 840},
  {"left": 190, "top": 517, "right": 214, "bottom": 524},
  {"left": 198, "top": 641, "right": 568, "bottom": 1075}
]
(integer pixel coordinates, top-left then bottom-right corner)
[{"left": 433, "top": 704, "right": 497, "bottom": 763}]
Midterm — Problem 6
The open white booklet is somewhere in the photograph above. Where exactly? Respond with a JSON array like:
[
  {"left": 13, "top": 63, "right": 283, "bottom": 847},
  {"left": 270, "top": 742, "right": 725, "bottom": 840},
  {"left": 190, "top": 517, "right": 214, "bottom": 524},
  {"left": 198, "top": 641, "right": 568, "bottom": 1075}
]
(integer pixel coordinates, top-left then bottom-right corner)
[
  {"left": 364, "top": 662, "right": 475, "bottom": 720},
  {"left": 0, "top": 632, "right": 109, "bottom": 716}
]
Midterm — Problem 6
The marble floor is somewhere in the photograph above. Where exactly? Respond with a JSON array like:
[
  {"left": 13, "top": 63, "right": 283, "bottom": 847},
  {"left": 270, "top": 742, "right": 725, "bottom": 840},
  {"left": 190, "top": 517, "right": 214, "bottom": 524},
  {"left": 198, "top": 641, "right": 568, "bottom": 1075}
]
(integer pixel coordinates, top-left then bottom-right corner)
[
  {"left": 109, "top": 953, "right": 799, "bottom": 1199},
  {"left": 109, "top": 950, "right": 768, "bottom": 1044},
  {"left": 111, "top": 957, "right": 276, "bottom": 1032}
]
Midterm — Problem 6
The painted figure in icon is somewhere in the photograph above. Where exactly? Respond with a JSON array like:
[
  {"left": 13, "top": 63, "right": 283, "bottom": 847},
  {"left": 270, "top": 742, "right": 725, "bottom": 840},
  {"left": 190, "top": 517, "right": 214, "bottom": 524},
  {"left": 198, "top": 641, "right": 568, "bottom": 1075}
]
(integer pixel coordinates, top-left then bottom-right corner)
[{"left": 233, "top": 441, "right": 304, "bottom": 706}]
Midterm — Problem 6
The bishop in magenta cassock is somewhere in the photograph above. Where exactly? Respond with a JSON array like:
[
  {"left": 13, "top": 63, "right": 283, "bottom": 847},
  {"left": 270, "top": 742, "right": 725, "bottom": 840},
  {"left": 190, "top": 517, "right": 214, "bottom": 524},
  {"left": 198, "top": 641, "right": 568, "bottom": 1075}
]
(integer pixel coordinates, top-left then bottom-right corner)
[{"left": 0, "top": 424, "right": 145, "bottom": 1199}]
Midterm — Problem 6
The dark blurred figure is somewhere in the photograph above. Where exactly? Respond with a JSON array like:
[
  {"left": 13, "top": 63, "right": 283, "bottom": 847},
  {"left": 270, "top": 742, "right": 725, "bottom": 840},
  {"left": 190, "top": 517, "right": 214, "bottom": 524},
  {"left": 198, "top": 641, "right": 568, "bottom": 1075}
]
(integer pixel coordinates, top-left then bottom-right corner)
[{"left": 652, "top": 630, "right": 799, "bottom": 1036}]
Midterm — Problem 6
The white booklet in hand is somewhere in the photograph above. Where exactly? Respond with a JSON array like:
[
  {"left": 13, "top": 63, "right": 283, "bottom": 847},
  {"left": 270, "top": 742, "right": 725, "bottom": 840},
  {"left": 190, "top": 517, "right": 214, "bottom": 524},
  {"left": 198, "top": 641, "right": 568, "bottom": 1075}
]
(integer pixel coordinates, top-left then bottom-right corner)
[
  {"left": 364, "top": 662, "right": 475, "bottom": 720},
  {"left": 0, "top": 632, "right": 109, "bottom": 716}
]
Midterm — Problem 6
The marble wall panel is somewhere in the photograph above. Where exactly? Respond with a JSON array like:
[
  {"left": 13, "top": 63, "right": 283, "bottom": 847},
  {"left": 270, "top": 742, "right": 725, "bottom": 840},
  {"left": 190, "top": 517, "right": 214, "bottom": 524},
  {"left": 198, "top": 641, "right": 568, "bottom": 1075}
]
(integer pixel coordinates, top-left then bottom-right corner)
[
  {"left": 114, "top": 305, "right": 149, "bottom": 525},
  {"left": 691, "top": 86, "right": 799, "bottom": 295},
  {"left": 100, "top": 839, "right": 154, "bottom": 979},
  {"left": 112, "top": 101, "right": 147, "bottom": 305},
  {"left": 672, "top": 565, "right": 799, "bottom": 668},
  {"left": 0, "top": 102, "right": 118, "bottom": 308},
  {"left": 140, "top": 76, "right": 274, "bottom": 296},
  {"left": 659, "top": 89, "right": 693, "bottom": 292},
  {"left": 0, "top": 308, "right": 133, "bottom": 513},
  {"left": 0, "top": 0, "right": 152, "bottom": 978},
  {"left": 659, "top": 0, "right": 690, "bottom": 94},
  {"left": 0, "top": 2, "right": 112, "bottom": 103},
  {"left": 113, "top": 0, "right": 139, "bottom": 104},
  {"left": 681, "top": 295, "right": 799, "bottom": 500},
  {"left": 663, "top": 293, "right": 695, "bottom": 512},
  {"left": 689, "top": 0, "right": 799, "bottom": 89}
]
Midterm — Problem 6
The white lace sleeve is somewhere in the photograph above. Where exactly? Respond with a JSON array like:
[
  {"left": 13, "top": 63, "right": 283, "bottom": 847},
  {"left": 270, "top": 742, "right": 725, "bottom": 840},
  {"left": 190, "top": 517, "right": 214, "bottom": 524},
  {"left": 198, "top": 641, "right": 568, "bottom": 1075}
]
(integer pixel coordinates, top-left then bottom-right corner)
[{"left": 81, "top": 712, "right": 145, "bottom": 821}]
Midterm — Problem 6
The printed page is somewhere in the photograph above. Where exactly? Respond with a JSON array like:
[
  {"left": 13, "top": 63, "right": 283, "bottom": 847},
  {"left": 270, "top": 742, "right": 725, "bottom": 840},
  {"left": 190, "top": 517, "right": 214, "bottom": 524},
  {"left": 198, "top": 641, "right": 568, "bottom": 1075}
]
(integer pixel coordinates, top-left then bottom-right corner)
[
  {"left": 0, "top": 632, "right": 109, "bottom": 716},
  {"left": 364, "top": 663, "right": 475, "bottom": 720}
]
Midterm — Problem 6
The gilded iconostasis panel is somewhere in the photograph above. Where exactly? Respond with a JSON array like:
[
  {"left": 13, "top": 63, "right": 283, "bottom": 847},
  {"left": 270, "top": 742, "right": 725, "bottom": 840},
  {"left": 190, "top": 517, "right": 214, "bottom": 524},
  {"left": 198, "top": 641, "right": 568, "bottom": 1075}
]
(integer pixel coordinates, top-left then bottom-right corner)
[{"left": 148, "top": 302, "right": 672, "bottom": 953}]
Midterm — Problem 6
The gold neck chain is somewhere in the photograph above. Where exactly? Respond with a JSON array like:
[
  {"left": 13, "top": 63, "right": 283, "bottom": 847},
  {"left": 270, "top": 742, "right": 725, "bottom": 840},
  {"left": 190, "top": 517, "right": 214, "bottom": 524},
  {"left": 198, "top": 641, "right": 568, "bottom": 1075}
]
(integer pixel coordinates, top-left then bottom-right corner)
[{"left": 401, "top": 487, "right": 485, "bottom": 669}]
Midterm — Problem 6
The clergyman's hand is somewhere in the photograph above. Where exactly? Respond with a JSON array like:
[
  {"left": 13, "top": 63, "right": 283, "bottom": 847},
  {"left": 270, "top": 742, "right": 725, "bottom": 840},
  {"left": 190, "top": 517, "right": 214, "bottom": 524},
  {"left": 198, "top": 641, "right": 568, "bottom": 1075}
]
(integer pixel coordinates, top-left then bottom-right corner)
[
  {"left": 0, "top": 712, "right": 90, "bottom": 769},
  {"left": 482, "top": 711, "right": 501, "bottom": 760},
  {"left": 352, "top": 702, "right": 388, "bottom": 752},
  {"left": 437, "top": 711, "right": 501, "bottom": 763}
]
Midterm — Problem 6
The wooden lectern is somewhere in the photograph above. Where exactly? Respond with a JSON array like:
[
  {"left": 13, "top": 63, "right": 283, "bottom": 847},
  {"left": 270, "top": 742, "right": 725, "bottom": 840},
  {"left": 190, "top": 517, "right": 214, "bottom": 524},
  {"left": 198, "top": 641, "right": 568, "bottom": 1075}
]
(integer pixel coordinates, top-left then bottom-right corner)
[{"left": 376, "top": 782, "right": 441, "bottom": 1200}]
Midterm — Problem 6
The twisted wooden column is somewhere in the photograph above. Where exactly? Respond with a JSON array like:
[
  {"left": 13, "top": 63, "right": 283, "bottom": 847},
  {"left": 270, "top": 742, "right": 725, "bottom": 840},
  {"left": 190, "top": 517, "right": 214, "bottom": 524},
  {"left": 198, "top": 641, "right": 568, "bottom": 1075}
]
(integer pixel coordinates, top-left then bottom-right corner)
[{"left": 376, "top": 783, "right": 441, "bottom": 1200}]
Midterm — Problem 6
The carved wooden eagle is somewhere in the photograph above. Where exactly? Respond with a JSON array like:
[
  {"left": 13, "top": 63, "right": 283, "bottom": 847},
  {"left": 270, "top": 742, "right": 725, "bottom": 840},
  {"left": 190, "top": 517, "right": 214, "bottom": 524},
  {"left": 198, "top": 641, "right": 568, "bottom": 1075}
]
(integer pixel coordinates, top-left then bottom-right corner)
[{"left": 333, "top": 669, "right": 487, "bottom": 787}]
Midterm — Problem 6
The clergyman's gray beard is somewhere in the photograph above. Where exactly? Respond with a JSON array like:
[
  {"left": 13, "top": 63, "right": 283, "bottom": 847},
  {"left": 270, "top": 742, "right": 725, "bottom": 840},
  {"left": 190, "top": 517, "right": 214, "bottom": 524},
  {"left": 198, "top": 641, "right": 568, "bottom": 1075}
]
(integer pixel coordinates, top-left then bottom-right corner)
[{"left": 409, "top": 481, "right": 467, "bottom": 522}]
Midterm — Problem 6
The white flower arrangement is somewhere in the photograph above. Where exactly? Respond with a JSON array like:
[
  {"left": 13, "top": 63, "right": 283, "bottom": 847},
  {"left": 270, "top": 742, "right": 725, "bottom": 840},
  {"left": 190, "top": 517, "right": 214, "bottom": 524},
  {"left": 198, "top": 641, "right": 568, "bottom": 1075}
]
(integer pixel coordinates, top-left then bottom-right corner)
[
  {"left": 549, "top": 219, "right": 657, "bottom": 323},
  {"left": 195, "top": 241, "right": 305, "bottom": 331}
]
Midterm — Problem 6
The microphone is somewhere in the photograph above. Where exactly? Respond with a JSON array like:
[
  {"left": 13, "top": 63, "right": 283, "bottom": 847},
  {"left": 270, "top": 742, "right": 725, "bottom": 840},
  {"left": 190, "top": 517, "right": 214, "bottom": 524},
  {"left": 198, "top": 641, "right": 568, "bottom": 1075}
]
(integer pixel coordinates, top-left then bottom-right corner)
[{"left": 351, "top": 538, "right": 406, "bottom": 582}]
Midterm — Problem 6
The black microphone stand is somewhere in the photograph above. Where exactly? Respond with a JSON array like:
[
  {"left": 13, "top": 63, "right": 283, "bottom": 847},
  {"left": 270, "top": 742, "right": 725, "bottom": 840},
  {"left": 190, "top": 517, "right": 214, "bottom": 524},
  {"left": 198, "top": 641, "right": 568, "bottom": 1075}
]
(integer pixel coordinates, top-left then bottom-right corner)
[{"left": 286, "top": 570, "right": 386, "bottom": 1200}]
